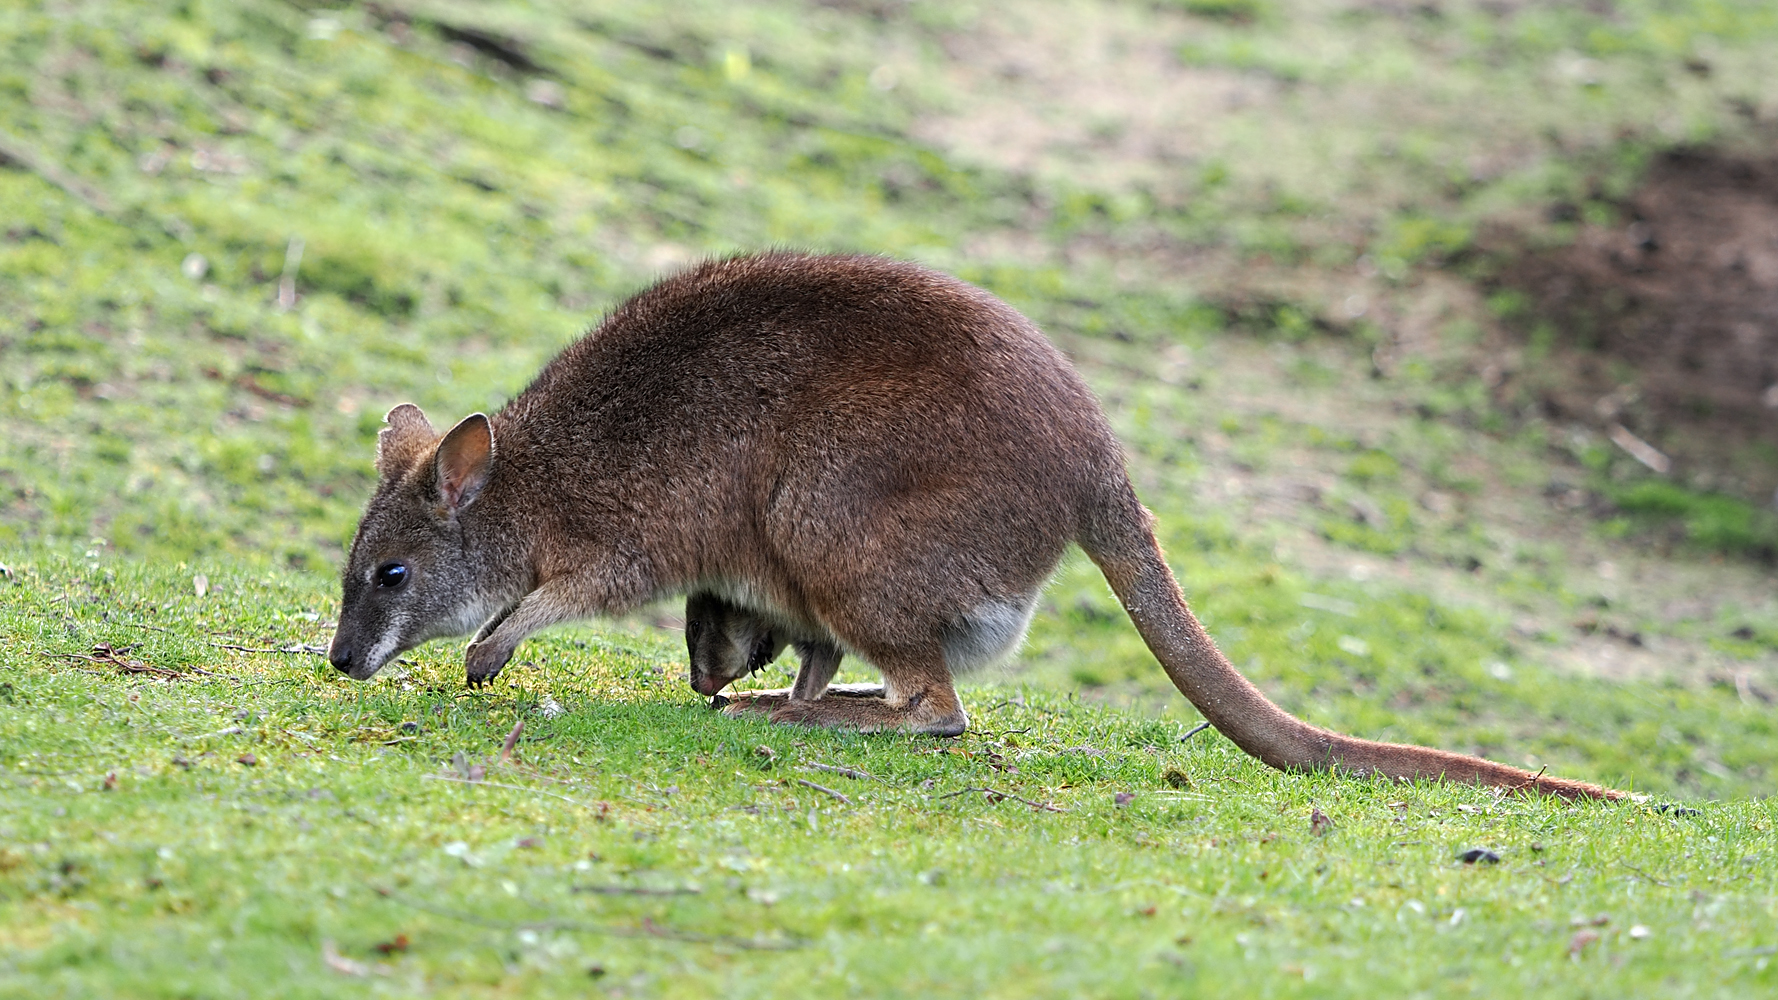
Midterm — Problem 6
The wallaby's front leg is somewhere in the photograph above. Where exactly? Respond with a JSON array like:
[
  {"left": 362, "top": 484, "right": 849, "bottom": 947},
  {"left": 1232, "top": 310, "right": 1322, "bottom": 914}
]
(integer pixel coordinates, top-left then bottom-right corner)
[
  {"left": 789, "top": 641, "right": 845, "bottom": 701},
  {"left": 464, "top": 584, "right": 582, "bottom": 685}
]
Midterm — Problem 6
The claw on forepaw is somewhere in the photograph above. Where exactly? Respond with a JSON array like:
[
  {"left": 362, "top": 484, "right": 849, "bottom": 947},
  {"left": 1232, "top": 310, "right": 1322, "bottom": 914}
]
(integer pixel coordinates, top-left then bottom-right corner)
[{"left": 464, "top": 641, "right": 513, "bottom": 687}]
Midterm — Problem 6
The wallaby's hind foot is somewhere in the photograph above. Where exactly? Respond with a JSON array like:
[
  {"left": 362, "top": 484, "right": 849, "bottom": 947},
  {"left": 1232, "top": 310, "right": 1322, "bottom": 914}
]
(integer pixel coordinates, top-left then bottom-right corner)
[
  {"left": 720, "top": 688, "right": 794, "bottom": 718},
  {"left": 768, "top": 685, "right": 967, "bottom": 737},
  {"left": 717, "top": 682, "right": 889, "bottom": 720}
]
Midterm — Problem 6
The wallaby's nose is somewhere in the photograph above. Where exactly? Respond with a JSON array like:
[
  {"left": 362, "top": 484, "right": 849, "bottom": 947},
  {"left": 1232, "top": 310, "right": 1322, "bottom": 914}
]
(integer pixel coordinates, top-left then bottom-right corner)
[{"left": 328, "top": 642, "right": 353, "bottom": 673}]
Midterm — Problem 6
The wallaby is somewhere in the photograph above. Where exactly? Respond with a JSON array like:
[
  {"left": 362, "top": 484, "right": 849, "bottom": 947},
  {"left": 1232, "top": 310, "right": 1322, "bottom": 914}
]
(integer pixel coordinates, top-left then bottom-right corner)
[
  {"left": 329, "top": 251, "right": 1620, "bottom": 800},
  {"left": 684, "top": 590, "right": 848, "bottom": 702}
]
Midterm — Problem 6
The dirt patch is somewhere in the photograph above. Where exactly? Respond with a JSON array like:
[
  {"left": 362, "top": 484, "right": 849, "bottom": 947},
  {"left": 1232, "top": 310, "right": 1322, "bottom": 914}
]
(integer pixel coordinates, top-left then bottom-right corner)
[
  {"left": 1489, "top": 149, "right": 1778, "bottom": 500},
  {"left": 907, "top": 2, "right": 1267, "bottom": 201}
]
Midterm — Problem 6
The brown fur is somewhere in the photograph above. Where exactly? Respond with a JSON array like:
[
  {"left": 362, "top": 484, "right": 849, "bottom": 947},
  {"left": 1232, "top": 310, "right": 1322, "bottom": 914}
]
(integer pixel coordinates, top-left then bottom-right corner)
[{"left": 329, "top": 252, "right": 1622, "bottom": 800}]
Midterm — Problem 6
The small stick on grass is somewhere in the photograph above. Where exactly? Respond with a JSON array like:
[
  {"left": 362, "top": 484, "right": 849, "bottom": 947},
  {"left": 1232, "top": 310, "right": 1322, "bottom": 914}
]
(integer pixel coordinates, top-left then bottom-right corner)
[
  {"left": 0, "top": 127, "right": 114, "bottom": 214},
  {"left": 933, "top": 785, "right": 1067, "bottom": 813},
  {"left": 803, "top": 762, "right": 875, "bottom": 781},
  {"left": 1179, "top": 721, "right": 1212, "bottom": 743},
  {"left": 211, "top": 642, "right": 326, "bottom": 656},
  {"left": 41, "top": 649, "right": 181, "bottom": 678},
  {"left": 422, "top": 773, "right": 590, "bottom": 809},
  {"left": 573, "top": 884, "right": 702, "bottom": 896},
  {"left": 795, "top": 778, "right": 851, "bottom": 805}
]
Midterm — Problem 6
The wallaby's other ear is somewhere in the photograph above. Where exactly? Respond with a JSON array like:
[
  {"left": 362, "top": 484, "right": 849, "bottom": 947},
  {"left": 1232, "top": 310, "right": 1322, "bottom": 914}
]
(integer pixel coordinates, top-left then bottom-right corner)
[
  {"left": 436, "top": 413, "right": 495, "bottom": 511},
  {"left": 376, "top": 403, "right": 437, "bottom": 478}
]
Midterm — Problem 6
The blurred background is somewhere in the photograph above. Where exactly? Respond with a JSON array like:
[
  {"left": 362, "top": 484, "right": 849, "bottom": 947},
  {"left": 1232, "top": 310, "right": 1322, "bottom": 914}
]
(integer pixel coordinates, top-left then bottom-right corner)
[{"left": 3, "top": 0, "right": 1777, "bottom": 796}]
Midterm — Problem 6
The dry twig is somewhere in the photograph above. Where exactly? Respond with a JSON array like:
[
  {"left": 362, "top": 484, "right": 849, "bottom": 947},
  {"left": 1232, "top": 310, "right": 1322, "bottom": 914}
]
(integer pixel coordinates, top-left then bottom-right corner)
[
  {"left": 933, "top": 785, "right": 1067, "bottom": 813},
  {"left": 0, "top": 127, "right": 113, "bottom": 213},
  {"left": 572, "top": 884, "right": 701, "bottom": 896},
  {"left": 794, "top": 778, "right": 851, "bottom": 805},
  {"left": 421, "top": 773, "right": 591, "bottom": 809},
  {"left": 803, "top": 762, "right": 875, "bottom": 781}
]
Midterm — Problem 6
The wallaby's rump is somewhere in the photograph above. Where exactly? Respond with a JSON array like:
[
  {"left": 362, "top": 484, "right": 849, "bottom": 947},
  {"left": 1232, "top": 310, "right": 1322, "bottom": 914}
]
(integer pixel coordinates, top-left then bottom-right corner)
[{"left": 330, "top": 252, "right": 1620, "bottom": 800}]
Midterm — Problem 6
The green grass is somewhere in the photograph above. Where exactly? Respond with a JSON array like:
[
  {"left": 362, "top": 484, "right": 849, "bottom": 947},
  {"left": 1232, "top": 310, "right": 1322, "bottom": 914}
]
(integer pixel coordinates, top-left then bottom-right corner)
[
  {"left": 6, "top": 0, "right": 1778, "bottom": 995},
  {"left": 4, "top": 558, "right": 1776, "bottom": 998},
  {"left": 1610, "top": 480, "right": 1778, "bottom": 562}
]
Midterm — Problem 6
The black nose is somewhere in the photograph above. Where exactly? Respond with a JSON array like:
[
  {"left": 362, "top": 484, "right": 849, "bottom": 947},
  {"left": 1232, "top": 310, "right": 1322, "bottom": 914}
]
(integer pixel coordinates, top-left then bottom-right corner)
[{"left": 329, "top": 644, "right": 352, "bottom": 672}]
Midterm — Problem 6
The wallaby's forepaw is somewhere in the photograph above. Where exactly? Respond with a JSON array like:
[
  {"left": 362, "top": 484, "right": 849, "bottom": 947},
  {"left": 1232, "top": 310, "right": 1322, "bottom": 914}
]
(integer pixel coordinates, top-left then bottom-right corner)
[{"left": 464, "top": 640, "right": 514, "bottom": 687}]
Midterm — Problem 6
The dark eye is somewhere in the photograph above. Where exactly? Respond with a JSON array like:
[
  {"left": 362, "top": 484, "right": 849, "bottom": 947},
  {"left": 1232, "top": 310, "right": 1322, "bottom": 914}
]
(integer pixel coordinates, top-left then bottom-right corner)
[{"left": 374, "top": 563, "right": 409, "bottom": 589}]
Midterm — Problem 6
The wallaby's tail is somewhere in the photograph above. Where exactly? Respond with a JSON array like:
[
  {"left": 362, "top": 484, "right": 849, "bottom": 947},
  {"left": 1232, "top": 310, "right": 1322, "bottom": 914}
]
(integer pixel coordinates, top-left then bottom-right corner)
[{"left": 1078, "top": 479, "right": 1622, "bottom": 801}]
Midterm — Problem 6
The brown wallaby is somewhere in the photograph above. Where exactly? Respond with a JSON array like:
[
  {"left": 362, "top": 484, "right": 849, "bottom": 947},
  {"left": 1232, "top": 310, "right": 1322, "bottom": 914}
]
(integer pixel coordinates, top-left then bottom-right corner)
[
  {"left": 684, "top": 591, "right": 847, "bottom": 701},
  {"left": 329, "top": 251, "right": 1620, "bottom": 800}
]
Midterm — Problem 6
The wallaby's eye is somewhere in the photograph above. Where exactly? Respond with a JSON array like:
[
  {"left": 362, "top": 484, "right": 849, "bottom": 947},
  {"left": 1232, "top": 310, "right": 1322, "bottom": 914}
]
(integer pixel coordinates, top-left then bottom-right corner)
[{"left": 374, "top": 563, "right": 409, "bottom": 590}]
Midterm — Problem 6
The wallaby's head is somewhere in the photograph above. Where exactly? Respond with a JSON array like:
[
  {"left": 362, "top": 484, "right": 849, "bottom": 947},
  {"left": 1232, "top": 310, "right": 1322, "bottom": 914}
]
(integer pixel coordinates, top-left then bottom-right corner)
[
  {"left": 329, "top": 404, "right": 508, "bottom": 680},
  {"left": 684, "top": 593, "right": 788, "bottom": 696}
]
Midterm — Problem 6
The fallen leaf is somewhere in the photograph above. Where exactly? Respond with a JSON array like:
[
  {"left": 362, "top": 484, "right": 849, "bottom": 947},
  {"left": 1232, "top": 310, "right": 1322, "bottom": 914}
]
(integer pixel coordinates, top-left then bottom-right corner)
[
  {"left": 373, "top": 933, "right": 410, "bottom": 955},
  {"left": 497, "top": 718, "right": 524, "bottom": 764},
  {"left": 1114, "top": 792, "right": 1135, "bottom": 807},
  {"left": 1310, "top": 806, "right": 1333, "bottom": 836},
  {"left": 1568, "top": 929, "right": 1600, "bottom": 957},
  {"left": 236, "top": 753, "right": 258, "bottom": 767}
]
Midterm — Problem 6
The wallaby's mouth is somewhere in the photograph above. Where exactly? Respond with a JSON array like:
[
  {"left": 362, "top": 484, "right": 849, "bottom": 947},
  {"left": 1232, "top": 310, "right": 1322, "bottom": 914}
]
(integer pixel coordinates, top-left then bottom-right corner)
[
  {"left": 690, "top": 671, "right": 728, "bottom": 697},
  {"left": 328, "top": 629, "right": 404, "bottom": 681}
]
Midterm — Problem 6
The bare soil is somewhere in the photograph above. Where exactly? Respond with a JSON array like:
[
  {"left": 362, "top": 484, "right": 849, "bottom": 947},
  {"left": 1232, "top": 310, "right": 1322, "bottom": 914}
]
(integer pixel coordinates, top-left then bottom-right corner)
[
  {"left": 1489, "top": 149, "right": 1778, "bottom": 500},
  {"left": 899, "top": 1, "right": 1778, "bottom": 690}
]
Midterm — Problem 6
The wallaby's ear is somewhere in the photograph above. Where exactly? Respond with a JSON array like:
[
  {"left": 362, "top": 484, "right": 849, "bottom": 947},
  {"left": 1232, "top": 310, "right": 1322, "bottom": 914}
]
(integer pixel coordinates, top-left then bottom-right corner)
[
  {"left": 376, "top": 403, "right": 437, "bottom": 478},
  {"left": 435, "top": 413, "right": 495, "bottom": 512}
]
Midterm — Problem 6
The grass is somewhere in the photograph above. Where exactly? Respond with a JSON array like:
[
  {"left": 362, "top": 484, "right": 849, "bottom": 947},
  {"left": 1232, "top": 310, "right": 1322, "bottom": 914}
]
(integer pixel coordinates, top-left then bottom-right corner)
[
  {"left": 5, "top": 0, "right": 1778, "bottom": 995},
  {"left": 4, "top": 559, "right": 1776, "bottom": 998}
]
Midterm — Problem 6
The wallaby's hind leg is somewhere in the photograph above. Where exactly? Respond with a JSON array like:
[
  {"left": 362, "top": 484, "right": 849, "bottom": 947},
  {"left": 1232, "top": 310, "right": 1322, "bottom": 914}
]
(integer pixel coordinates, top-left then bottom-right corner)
[
  {"left": 768, "top": 653, "right": 965, "bottom": 736},
  {"left": 789, "top": 641, "right": 845, "bottom": 701}
]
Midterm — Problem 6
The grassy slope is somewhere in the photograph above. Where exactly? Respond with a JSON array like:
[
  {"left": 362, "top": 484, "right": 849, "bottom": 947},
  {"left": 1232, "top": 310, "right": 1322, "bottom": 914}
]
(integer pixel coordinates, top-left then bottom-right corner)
[
  {"left": 4, "top": 560, "right": 1775, "bottom": 998},
  {"left": 2, "top": 0, "right": 1777, "bottom": 996}
]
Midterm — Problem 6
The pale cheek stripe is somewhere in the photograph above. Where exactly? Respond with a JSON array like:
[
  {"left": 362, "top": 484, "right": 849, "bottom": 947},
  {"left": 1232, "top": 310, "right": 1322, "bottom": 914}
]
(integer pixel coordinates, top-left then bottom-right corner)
[{"left": 362, "top": 610, "right": 409, "bottom": 676}]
